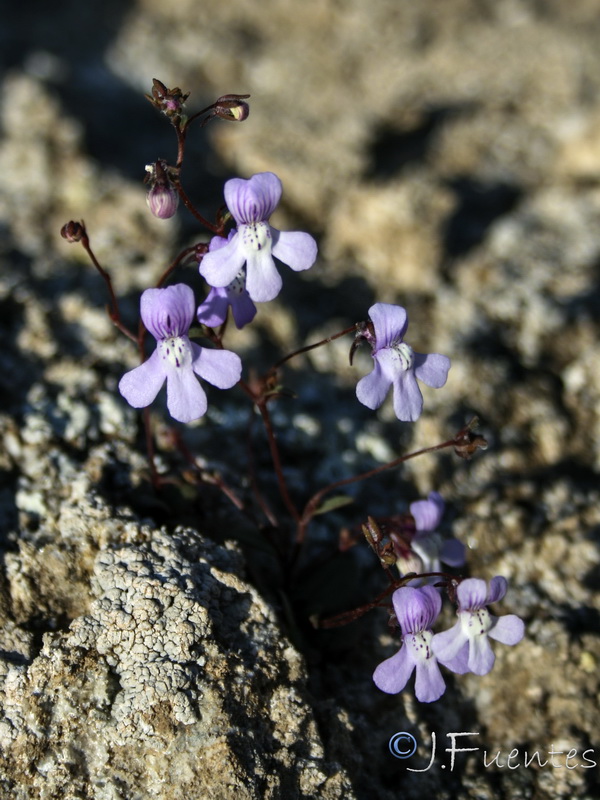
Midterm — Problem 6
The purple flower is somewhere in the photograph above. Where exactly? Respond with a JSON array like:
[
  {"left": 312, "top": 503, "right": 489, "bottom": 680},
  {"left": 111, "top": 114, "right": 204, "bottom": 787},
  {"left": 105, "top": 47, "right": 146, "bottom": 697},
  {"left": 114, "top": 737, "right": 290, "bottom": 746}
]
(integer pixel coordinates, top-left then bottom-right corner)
[
  {"left": 432, "top": 577, "right": 525, "bottom": 676},
  {"left": 199, "top": 172, "right": 317, "bottom": 303},
  {"left": 406, "top": 491, "right": 466, "bottom": 577},
  {"left": 356, "top": 303, "right": 450, "bottom": 422},
  {"left": 197, "top": 235, "right": 257, "bottom": 329},
  {"left": 119, "top": 284, "right": 242, "bottom": 423},
  {"left": 373, "top": 586, "right": 446, "bottom": 703}
]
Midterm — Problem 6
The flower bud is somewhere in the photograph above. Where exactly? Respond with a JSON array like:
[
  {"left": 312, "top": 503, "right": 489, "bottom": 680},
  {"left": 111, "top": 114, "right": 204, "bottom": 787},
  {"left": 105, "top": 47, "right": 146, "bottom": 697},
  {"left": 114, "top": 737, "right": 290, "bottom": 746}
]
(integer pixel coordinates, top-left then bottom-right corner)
[
  {"left": 146, "top": 183, "right": 179, "bottom": 219},
  {"left": 213, "top": 94, "right": 250, "bottom": 122},
  {"left": 145, "top": 78, "right": 189, "bottom": 121},
  {"left": 145, "top": 160, "right": 179, "bottom": 220},
  {"left": 60, "top": 220, "right": 86, "bottom": 242},
  {"left": 453, "top": 416, "right": 488, "bottom": 460}
]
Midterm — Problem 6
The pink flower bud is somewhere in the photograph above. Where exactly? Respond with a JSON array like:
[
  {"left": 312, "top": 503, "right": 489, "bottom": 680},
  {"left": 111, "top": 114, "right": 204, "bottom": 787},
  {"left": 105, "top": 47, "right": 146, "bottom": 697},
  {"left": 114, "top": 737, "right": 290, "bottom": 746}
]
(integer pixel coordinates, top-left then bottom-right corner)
[
  {"left": 144, "top": 160, "right": 179, "bottom": 220},
  {"left": 146, "top": 183, "right": 179, "bottom": 219}
]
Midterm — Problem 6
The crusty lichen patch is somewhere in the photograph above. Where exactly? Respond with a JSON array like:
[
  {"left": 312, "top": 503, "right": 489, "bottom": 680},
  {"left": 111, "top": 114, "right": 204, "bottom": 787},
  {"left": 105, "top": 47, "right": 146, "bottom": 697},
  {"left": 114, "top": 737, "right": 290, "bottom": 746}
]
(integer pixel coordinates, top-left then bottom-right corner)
[{"left": 0, "top": 523, "right": 353, "bottom": 800}]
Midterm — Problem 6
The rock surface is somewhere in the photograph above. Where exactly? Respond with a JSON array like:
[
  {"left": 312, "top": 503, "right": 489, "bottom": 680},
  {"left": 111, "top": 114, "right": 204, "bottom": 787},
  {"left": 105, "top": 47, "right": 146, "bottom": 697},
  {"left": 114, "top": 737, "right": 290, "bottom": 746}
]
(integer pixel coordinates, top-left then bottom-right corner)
[{"left": 1, "top": 1, "right": 600, "bottom": 799}]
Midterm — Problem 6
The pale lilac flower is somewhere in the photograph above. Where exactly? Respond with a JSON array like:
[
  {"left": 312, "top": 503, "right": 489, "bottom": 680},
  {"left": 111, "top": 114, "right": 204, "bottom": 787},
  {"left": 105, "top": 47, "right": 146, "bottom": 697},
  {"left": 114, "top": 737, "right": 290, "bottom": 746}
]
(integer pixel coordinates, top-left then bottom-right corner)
[
  {"left": 197, "top": 235, "right": 257, "bottom": 329},
  {"left": 119, "top": 284, "right": 242, "bottom": 423},
  {"left": 199, "top": 172, "right": 317, "bottom": 303},
  {"left": 432, "top": 577, "right": 525, "bottom": 676},
  {"left": 356, "top": 303, "right": 450, "bottom": 422},
  {"left": 406, "top": 491, "right": 466, "bottom": 577},
  {"left": 373, "top": 585, "right": 446, "bottom": 703}
]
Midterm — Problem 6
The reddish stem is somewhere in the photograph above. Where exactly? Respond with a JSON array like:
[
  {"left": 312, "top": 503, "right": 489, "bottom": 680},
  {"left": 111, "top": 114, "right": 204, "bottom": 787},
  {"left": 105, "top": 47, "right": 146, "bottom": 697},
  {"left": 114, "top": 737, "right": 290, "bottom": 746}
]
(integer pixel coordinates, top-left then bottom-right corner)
[
  {"left": 171, "top": 428, "right": 247, "bottom": 513},
  {"left": 270, "top": 324, "right": 357, "bottom": 373},
  {"left": 238, "top": 378, "right": 300, "bottom": 524},
  {"left": 318, "top": 571, "right": 457, "bottom": 628},
  {"left": 78, "top": 229, "right": 137, "bottom": 342},
  {"left": 155, "top": 245, "right": 197, "bottom": 288},
  {"left": 296, "top": 437, "right": 459, "bottom": 545},
  {"left": 142, "top": 407, "right": 161, "bottom": 488},
  {"left": 175, "top": 181, "right": 223, "bottom": 235},
  {"left": 243, "top": 410, "right": 280, "bottom": 527}
]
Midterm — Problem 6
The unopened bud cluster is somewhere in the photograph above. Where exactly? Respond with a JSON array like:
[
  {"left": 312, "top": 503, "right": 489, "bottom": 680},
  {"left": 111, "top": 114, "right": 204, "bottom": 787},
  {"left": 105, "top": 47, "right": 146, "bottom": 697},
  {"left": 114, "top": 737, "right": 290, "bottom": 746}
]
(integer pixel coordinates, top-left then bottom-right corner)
[{"left": 145, "top": 78, "right": 189, "bottom": 121}]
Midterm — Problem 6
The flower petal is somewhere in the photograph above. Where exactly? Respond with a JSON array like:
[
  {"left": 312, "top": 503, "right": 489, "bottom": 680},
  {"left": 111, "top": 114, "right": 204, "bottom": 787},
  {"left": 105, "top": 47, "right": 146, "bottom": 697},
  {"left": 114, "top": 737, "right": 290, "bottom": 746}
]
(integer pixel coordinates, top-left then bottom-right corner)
[
  {"left": 440, "top": 538, "right": 466, "bottom": 568},
  {"left": 392, "top": 586, "right": 442, "bottom": 634},
  {"left": 165, "top": 367, "right": 207, "bottom": 423},
  {"left": 457, "top": 578, "right": 488, "bottom": 611},
  {"left": 373, "top": 346, "right": 406, "bottom": 384},
  {"left": 467, "top": 632, "right": 495, "bottom": 675},
  {"left": 119, "top": 350, "right": 165, "bottom": 409},
  {"left": 197, "top": 287, "right": 230, "bottom": 328},
  {"left": 355, "top": 360, "right": 392, "bottom": 410},
  {"left": 225, "top": 172, "right": 282, "bottom": 224},
  {"left": 200, "top": 235, "right": 246, "bottom": 288},
  {"left": 141, "top": 284, "right": 195, "bottom": 340},
  {"left": 271, "top": 229, "right": 318, "bottom": 272},
  {"left": 410, "top": 534, "right": 442, "bottom": 575},
  {"left": 245, "top": 250, "right": 283, "bottom": 302},
  {"left": 231, "top": 292, "right": 257, "bottom": 328},
  {"left": 373, "top": 646, "right": 415, "bottom": 694},
  {"left": 368, "top": 303, "right": 408, "bottom": 350},
  {"left": 413, "top": 352, "right": 451, "bottom": 389},
  {"left": 410, "top": 491, "right": 445, "bottom": 532},
  {"left": 414, "top": 658, "right": 446, "bottom": 703},
  {"left": 432, "top": 622, "right": 470, "bottom": 673},
  {"left": 191, "top": 343, "right": 242, "bottom": 389},
  {"left": 488, "top": 614, "right": 525, "bottom": 646},
  {"left": 392, "top": 371, "right": 424, "bottom": 422},
  {"left": 487, "top": 575, "right": 508, "bottom": 605}
]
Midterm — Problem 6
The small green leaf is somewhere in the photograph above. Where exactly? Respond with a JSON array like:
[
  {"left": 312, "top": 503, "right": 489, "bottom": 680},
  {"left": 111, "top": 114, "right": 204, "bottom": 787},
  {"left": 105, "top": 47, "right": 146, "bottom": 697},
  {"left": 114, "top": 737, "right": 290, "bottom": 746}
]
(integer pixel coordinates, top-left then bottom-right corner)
[
  {"left": 313, "top": 494, "right": 354, "bottom": 516},
  {"left": 188, "top": 326, "right": 206, "bottom": 338}
]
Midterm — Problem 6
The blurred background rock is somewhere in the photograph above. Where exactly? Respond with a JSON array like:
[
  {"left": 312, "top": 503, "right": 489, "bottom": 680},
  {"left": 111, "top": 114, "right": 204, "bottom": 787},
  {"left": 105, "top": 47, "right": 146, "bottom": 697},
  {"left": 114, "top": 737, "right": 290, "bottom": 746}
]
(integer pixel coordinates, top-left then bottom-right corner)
[{"left": 0, "top": 1, "right": 599, "bottom": 798}]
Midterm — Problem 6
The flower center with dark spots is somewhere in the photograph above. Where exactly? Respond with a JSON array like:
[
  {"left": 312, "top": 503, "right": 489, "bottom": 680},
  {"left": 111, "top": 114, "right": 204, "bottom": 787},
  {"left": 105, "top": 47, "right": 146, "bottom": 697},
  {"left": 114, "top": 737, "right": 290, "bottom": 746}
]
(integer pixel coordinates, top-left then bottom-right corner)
[
  {"left": 226, "top": 268, "right": 247, "bottom": 297},
  {"left": 406, "top": 630, "right": 434, "bottom": 662},
  {"left": 461, "top": 608, "right": 493, "bottom": 639},
  {"left": 240, "top": 222, "right": 271, "bottom": 252},
  {"left": 158, "top": 336, "right": 193, "bottom": 369},
  {"left": 391, "top": 341, "right": 414, "bottom": 370}
]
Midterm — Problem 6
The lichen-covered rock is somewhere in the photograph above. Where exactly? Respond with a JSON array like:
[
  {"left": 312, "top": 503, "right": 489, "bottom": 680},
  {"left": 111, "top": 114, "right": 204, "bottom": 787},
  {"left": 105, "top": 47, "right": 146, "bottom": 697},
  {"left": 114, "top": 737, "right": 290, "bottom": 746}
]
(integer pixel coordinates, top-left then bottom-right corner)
[
  {"left": 2, "top": 2, "right": 600, "bottom": 798},
  {"left": 0, "top": 518, "right": 353, "bottom": 800}
]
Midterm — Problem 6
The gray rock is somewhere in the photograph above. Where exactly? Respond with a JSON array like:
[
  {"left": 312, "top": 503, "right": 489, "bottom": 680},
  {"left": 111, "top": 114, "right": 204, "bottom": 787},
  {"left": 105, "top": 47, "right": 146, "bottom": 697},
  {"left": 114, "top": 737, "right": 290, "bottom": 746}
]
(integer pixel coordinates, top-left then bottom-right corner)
[
  {"left": 1, "top": 513, "right": 352, "bottom": 799},
  {"left": 1, "top": 1, "right": 600, "bottom": 798}
]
